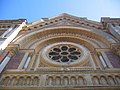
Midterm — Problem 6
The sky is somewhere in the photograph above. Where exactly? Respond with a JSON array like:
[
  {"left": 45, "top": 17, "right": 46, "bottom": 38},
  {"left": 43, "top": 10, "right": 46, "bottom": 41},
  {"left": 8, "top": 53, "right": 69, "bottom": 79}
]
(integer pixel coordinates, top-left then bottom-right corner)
[{"left": 0, "top": 0, "right": 120, "bottom": 23}]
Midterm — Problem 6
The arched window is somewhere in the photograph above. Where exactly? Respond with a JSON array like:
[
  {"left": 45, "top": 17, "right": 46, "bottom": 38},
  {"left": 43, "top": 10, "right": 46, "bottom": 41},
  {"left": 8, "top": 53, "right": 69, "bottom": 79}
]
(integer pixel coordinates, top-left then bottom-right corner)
[
  {"left": 70, "top": 76, "right": 76, "bottom": 85},
  {"left": 26, "top": 77, "right": 32, "bottom": 85},
  {"left": 11, "top": 77, "right": 17, "bottom": 86},
  {"left": 63, "top": 76, "right": 69, "bottom": 86},
  {"left": 47, "top": 76, "right": 54, "bottom": 86},
  {"left": 115, "top": 76, "right": 120, "bottom": 85},
  {"left": 100, "top": 76, "right": 108, "bottom": 85},
  {"left": 78, "top": 76, "right": 85, "bottom": 85},
  {"left": 18, "top": 77, "right": 25, "bottom": 86},
  {"left": 108, "top": 76, "right": 116, "bottom": 85},
  {"left": 92, "top": 76, "right": 100, "bottom": 85},
  {"left": 33, "top": 76, "right": 39, "bottom": 86},
  {"left": 3, "top": 76, "right": 10, "bottom": 86},
  {"left": 55, "top": 76, "right": 61, "bottom": 85}
]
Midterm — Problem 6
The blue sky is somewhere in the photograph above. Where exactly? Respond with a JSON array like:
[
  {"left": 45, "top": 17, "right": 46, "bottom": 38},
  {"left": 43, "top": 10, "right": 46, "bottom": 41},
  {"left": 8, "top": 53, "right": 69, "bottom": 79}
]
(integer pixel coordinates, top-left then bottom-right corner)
[{"left": 0, "top": 0, "right": 120, "bottom": 23}]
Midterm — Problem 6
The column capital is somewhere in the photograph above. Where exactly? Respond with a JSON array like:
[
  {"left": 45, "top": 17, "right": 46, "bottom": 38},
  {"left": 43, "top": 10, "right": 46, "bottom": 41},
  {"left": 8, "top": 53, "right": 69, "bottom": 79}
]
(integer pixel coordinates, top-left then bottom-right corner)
[{"left": 111, "top": 44, "right": 120, "bottom": 57}]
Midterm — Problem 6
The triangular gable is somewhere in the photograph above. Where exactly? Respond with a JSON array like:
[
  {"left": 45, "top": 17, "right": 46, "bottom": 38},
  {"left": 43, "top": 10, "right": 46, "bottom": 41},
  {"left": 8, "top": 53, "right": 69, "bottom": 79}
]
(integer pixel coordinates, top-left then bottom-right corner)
[{"left": 24, "top": 13, "right": 103, "bottom": 31}]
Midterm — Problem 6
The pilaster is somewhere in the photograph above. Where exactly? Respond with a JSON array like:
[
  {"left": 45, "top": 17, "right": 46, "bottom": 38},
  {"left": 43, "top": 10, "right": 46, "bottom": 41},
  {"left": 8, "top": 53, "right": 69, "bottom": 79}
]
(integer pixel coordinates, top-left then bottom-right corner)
[
  {"left": 18, "top": 52, "right": 29, "bottom": 69},
  {"left": 84, "top": 74, "right": 93, "bottom": 86},
  {"left": 40, "top": 75, "right": 46, "bottom": 87},
  {"left": 101, "top": 51, "right": 113, "bottom": 68}
]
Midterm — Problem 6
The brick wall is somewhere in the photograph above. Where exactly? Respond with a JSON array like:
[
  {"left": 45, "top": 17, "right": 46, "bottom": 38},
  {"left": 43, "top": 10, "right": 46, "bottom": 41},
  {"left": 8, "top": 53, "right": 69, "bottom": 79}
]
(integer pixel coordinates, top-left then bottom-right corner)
[
  {"left": 5, "top": 52, "right": 25, "bottom": 69},
  {"left": 105, "top": 51, "right": 120, "bottom": 68}
]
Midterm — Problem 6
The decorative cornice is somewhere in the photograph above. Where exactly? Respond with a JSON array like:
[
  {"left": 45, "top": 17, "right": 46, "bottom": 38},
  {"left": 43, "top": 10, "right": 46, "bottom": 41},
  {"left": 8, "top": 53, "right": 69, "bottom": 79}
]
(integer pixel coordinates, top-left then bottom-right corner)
[
  {"left": 3, "top": 68, "right": 120, "bottom": 75},
  {"left": 0, "top": 19, "right": 27, "bottom": 24},
  {"left": 22, "top": 14, "right": 104, "bottom": 31}
]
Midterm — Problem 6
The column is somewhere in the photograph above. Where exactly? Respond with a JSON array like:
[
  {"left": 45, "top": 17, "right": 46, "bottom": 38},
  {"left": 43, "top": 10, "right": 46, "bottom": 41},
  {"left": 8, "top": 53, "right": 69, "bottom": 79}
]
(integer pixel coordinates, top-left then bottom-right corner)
[
  {"left": 97, "top": 52, "right": 107, "bottom": 68},
  {"left": 101, "top": 52, "right": 113, "bottom": 68},
  {"left": 40, "top": 75, "right": 46, "bottom": 86},
  {"left": 18, "top": 52, "right": 29, "bottom": 69},
  {"left": 0, "top": 54, "right": 11, "bottom": 73},
  {"left": 27, "top": 54, "right": 36, "bottom": 70},
  {"left": 89, "top": 54, "right": 96, "bottom": 69},
  {"left": 34, "top": 53, "right": 40, "bottom": 71},
  {"left": 84, "top": 74, "right": 93, "bottom": 86},
  {"left": 23, "top": 56, "right": 31, "bottom": 69}
]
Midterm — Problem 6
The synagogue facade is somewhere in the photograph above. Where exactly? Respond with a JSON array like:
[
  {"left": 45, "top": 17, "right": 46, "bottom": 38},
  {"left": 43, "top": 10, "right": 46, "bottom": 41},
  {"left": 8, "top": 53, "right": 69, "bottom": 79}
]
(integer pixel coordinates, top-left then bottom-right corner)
[{"left": 0, "top": 13, "right": 120, "bottom": 90}]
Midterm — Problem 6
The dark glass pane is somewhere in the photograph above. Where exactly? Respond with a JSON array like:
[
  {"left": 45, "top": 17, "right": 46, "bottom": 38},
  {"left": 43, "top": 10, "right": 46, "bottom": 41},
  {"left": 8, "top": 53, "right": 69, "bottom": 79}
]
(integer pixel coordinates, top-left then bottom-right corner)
[
  {"left": 52, "top": 55, "right": 61, "bottom": 60},
  {"left": 68, "top": 48, "right": 76, "bottom": 52},
  {"left": 70, "top": 51, "right": 81, "bottom": 55},
  {"left": 61, "top": 46, "right": 68, "bottom": 51},
  {"left": 56, "top": 60, "right": 60, "bottom": 62},
  {"left": 53, "top": 48, "right": 61, "bottom": 52},
  {"left": 61, "top": 52, "right": 69, "bottom": 55},
  {"left": 68, "top": 55, "right": 78, "bottom": 60},
  {"left": 71, "top": 60, "right": 74, "bottom": 62},
  {"left": 49, "top": 52, "right": 59, "bottom": 55},
  {"left": 61, "top": 56, "right": 69, "bottom": 62}
]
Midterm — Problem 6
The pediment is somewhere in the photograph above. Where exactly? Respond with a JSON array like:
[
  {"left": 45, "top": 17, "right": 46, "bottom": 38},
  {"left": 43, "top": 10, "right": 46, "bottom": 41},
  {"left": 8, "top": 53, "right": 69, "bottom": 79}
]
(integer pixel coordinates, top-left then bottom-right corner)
[
  {"left": 25, "top": 13, "right": 103, "bottom": 30},
  {"left": 42, "top": 18, "right": 82, "bottom": 28}
]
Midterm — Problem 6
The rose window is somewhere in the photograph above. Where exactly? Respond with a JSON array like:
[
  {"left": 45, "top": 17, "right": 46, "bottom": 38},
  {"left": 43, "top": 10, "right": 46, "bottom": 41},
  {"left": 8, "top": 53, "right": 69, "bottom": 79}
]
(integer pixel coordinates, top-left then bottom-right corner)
[{"left": 48, "top": 45, "right": 81, "bottom": 63}]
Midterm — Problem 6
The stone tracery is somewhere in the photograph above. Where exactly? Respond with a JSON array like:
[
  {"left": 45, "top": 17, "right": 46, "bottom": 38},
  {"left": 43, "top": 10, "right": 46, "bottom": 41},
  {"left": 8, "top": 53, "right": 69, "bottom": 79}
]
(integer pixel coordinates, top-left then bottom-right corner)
[{"left": 48, "top": 44, "right": 81, "bottom": 63}]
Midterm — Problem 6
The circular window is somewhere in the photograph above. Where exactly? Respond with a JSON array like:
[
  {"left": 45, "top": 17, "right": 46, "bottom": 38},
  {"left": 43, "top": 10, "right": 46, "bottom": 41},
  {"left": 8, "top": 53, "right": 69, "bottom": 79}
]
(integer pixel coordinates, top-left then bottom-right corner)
[
  {"left": 48, "top": 44, "right": 81, "bottom": 63},
  {"left": 41, "top": 42, "right": 90, "bottom": 66}
]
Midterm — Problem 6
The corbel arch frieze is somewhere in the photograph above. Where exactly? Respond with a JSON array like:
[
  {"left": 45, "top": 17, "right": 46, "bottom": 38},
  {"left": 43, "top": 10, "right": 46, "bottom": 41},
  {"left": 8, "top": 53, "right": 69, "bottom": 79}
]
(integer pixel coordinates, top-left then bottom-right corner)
[{"left": 13, "top": 26, "right": 117, "bottom": 49}]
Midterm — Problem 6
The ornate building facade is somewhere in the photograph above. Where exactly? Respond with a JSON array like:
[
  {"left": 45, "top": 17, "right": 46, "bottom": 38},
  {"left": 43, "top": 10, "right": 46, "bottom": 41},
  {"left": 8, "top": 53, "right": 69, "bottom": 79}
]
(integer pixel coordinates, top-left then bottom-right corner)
[{"left": 0, "top": 13, "right": 120, "bottom": 90}]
